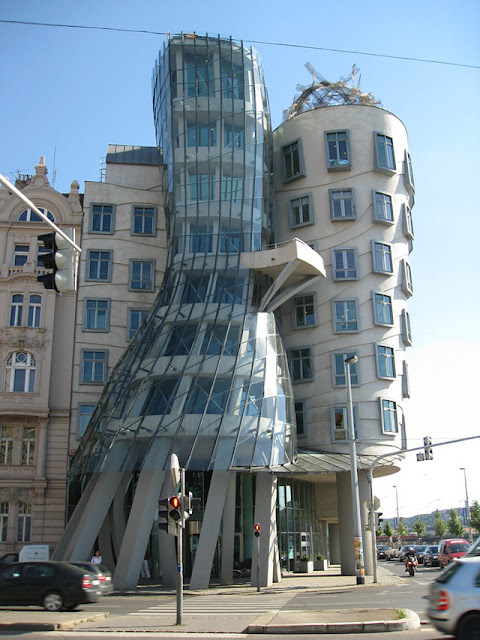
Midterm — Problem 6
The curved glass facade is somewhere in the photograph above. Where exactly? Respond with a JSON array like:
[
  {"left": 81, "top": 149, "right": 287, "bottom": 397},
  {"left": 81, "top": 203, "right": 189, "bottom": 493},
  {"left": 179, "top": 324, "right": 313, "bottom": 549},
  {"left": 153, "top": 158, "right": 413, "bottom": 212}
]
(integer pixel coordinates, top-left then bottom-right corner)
[{"left": 70, "top": 35, "right": 296, "bottom": 477}]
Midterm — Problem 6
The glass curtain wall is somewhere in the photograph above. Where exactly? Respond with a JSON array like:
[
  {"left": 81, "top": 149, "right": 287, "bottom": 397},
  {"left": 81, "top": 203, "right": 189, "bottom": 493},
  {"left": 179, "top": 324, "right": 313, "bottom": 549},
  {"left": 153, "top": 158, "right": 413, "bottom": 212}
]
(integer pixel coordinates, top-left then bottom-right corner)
[{"left": 69, "top": 35, "right": 297, "bottom": 483}]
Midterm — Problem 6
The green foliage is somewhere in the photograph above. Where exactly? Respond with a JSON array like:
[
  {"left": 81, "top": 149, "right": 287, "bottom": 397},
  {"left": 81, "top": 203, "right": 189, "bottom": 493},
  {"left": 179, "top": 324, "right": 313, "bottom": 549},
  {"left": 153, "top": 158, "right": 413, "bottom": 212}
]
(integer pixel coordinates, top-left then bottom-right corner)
[
  {"left": 447, "top": 509, "right": 465, "bottom": 537},
  {"left": 412, "top": 517, "right": 426, "bottom": 537},
  {"left": 434, "top": 510, "right": 447, "bottom": 537},
  {"left": 300, "top": 555, "right": 310, "bottom": 562},
  {"left": 316, "top": 554, "right": 323, "bottom": 561},
  {"left": 396, "top": 518, "right": 408, "bottom": 537},
  {"left": 469, "top": 500, "right": 480, "bottom": 532},
  {"left": 396, "top": 609, "right": 407, "bottom": 619},
  {"left": 383, "top": 520, "right": 394, "bottom": 537}
]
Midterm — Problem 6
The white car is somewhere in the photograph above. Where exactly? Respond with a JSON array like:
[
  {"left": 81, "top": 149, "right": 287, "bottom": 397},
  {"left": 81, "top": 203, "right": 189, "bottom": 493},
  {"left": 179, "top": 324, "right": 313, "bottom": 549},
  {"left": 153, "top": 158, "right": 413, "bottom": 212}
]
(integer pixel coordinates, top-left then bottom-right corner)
[{"left": 427, "top": 556, "right": 480, "bottom": 639}]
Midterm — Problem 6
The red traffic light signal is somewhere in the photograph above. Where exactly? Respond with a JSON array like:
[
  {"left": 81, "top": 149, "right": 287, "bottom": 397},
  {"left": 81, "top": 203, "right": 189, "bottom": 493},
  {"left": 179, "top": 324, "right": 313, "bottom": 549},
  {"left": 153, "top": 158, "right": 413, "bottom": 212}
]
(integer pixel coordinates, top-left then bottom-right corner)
[
  {"left": 170, "top": 495, "right": 180, "bottom": 509},
  {"left": 254, "top": 523, "right": 260, "bottom": 537}
]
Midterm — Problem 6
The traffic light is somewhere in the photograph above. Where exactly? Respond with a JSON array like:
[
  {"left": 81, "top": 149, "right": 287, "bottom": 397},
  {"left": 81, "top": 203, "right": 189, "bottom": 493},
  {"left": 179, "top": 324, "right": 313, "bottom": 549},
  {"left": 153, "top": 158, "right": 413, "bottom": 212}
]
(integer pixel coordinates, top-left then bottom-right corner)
[
  {"left": 37, "top": 229, "right": 76, "bottom": 292},
  {"left": 158, "top": 494, "right": 182, "bottom": 536},
  {"left": 254, "top": 523, "right": 260, "bottom": 538},
  {"left": 375, "top": 511, "right": 384, "bottom": 533},
  {"left": 182, "top": 491, "right": 193, "bottom": 524},
  {"left": 424, "top": 436, "right": 433, "bottom": 460}
]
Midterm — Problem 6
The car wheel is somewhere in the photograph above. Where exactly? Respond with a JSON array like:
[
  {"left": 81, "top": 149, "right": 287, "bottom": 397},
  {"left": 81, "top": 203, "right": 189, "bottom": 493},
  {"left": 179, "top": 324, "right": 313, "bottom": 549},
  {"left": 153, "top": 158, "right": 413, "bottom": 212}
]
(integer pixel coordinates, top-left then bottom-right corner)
[
  {"left": 43, "top": 591, "right": 64, "bottom": 611},
  {"left": 457, "top": 613, "right": 480, "bottom": 640}
]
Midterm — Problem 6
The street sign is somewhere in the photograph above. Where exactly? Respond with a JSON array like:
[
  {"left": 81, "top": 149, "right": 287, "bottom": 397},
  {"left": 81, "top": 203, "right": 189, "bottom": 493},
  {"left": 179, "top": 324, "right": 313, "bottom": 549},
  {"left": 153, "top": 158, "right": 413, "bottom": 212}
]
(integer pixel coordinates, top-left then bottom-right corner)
[{"left": 170, "top": 454, "right": 180, "bottom": 488}]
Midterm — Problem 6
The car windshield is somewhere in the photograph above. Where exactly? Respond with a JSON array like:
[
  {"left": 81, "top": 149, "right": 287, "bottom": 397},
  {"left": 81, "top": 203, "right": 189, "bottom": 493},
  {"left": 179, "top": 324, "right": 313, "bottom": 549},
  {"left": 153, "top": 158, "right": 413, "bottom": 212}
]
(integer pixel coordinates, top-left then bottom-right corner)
[
  {"left": 467, "top": 537, "right": 480, "bottom": 556},
  {"left": 415, "top": 546, "right": 427, "bottom": 551},
  {"left": 450, "top": 543, "right": 469, "bottom": 553},
  {"left": 436, "top": 561, "right": 462, "bottom": 584},
  {"left": 428, "top": 546, "right": 438, "bottom": 553}
]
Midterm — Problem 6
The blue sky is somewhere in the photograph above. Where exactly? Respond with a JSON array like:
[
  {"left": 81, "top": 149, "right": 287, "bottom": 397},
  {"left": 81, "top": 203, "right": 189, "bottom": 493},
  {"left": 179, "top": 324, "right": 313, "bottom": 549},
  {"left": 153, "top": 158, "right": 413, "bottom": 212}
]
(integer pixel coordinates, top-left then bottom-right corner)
[{"left": 1, "top": 0, "right": 479, "bottom": 520}]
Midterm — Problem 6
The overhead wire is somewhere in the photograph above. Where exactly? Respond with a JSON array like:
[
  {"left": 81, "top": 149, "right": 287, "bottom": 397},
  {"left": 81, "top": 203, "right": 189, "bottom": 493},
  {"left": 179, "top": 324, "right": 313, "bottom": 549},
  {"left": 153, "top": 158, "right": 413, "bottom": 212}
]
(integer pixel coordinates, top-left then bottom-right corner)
[{"left": 0, "top": 19, "right": 479, "bottom": 70}]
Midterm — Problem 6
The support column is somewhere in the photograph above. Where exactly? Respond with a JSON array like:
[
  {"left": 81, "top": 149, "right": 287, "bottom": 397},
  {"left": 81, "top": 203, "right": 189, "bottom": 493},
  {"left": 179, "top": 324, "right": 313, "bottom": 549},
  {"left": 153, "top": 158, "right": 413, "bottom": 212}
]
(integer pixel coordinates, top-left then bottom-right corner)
[
  {"left": 252, "top": 472, "right": 281, "bottom": 587},
  {"left": 113, "top": 468, "right": 165, "bottom": 590},
  {"left": 359, "top": 470, "right": 373, "bottom": 575},
  {"left": 189, "top": 470, "right": 230, "bottom": 591},
  {"left": 336, "top": 471, "right": 355, "bottom": 575},
  {"left": 220, "top": 472, "right": 237, "bottom": 585}
]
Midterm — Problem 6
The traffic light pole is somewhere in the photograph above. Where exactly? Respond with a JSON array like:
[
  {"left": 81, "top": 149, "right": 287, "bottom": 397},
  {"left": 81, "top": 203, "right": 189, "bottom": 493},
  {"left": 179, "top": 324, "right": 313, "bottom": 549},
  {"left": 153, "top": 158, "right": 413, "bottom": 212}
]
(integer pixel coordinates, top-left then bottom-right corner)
[
  {"left": 176, "top": 467, "right": 185, "bottom": 625},
  {"left": 0, "top": 174, "right": 81, "bottom": 254},
  {"left": 368, "top": 435, "right": 480, "bottom": 583}
]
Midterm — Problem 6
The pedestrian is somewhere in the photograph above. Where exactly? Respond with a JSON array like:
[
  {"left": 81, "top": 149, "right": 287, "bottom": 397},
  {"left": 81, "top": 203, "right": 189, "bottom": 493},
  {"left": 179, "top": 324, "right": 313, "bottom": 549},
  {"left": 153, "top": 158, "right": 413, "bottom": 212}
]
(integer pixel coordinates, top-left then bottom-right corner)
[
  {"left": 141, "top": 557, "right": 151, "bottom": 578},
  {"left": 91, "top": 550, "right": 102, "bottom": 564}
]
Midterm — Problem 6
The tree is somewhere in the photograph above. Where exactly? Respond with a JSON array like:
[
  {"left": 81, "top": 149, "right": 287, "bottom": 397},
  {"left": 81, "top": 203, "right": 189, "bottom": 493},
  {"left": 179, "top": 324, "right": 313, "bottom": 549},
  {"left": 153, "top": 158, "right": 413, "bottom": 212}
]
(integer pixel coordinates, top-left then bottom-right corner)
[
  {"left": 412, "top": 517, "right": 426, "bottom": 537},
  {"left": 434, "top": 510, "right": 447, "bottom": 538},
  {"left": 396, "top": 518, "right": 408, "bottom": 538},
  {"left": 447, "top": 509, "right": 465, "bottom": 537},
  {"left": 469, "top": 500, "right": 480, "bottom": 532},
  {"left": 383, "top": 520, "right": 394, "bottom": 538}
]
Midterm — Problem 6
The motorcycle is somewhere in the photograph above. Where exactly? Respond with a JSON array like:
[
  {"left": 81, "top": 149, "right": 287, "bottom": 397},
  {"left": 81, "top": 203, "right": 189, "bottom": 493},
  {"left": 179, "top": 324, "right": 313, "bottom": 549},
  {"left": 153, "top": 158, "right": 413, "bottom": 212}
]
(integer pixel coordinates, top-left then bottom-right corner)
[{"left": 406, "top": 555, "right": 418, "bottom": 577}]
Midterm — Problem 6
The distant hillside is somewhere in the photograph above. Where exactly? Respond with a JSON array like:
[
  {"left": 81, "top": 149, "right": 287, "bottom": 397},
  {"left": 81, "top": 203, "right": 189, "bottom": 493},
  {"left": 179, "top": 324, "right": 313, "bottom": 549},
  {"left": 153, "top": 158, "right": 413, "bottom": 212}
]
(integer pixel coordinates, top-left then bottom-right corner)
[{"left": 385, "top": 507, "right": 466, "bottom": 533}]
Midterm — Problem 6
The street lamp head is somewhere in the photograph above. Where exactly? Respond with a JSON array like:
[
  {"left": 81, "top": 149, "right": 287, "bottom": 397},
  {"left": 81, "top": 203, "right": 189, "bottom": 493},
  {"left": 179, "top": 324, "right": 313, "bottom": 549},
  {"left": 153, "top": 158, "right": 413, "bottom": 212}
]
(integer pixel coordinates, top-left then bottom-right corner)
[{"left": 345, "top": 355, "right": 358, "bottom": 365}]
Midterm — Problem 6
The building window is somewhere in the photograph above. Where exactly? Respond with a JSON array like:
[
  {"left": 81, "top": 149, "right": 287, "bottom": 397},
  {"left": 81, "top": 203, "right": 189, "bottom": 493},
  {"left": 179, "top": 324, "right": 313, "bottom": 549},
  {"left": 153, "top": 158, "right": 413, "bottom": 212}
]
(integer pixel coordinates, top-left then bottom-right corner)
[
  {"left": 19, "top": 207, "right": 54, "bottom": 223},
  {"left": 374, "top": 132, "right": 396, "bottom": 173},
  {"left": 289, "top": 348, "right": 313, "bottom": 382},
  {"left": 187, "top": 378, "right": 231, "bottom": 415},
  {"left": 219, "top": 226, "right": 245, "bottom": 253},
  {"left": 90, "top": 204, "right": 114, "bottom": 233},
  {"left": 189, "top": 173, "right": 215, "bottom": 201},
  {"left": 333, "top": 352, "right": 359, "bottom": 386},
  {"left": 221, "top": 176, "right": 244, "bottom": 203},
  {"left": 87, "top": 250, "right": 112, "bottom": 281},
  {"left": 332, "top": 248, "right": 358, "bottom": 280},
  {"left": 4, "top": 352, "right": 36, "bottom": 393},
  {"left": 402, "top": 308, "right": 412, "bottom": 345},
  {"left": 289, "top": 194, "right": 312, "bottom": 227},
  {"left": 17, "top": 503, "right": 31, "bottom": 542},
  {"left": 403, "top": 204, "right": 414, "bottom": 239},
  {"left": 295, "top": 401, "right": 307, "bottom": 436},
  {"left": 373, "top": 191, "right": 394, "bottom": 224},
  {"left": 78, "top": 404, "right": 95, "bottom": 437},
  {"left": 332, "top": 405, "right": 358, "bottom": 441},
  {"left": 372, "top": 241, "right": 393, "bottom": 274},
  {"left": 0, "top": 503, "right": 8, "bottom": 542},
  {"left": 293, "top": 295, "right": 315, "bottom": 328},
  {"left": 402, "top": 260, "right": 413, "bottom": 296},
  {"left": 187, "top": 122, "right": 217, "bottom": 147},
  {"left": 27, "top": 295, "right": 42, "bottom": 328},
  {"left": 325, "top": 130, "right": 350, "bottom": 170},
  {"left": 182, "top": 275, "right": 210, "bottom": 304},
  {"left": 142, "top": 379, "right": 178, "bottom": 416},
  {"left": 376, "top": 344, "right": 396, "bottom": 378},
  {"left": 212, "top": 276, "right": 245, "bottom": 305},
  {"left": 0, "top": 427, "right": 14, "bottom": 465},
  {"left": 9, "top": 294, "right": 23, "bottom": 327},
  {"left": 189, "top": 224, "right": 213, "bottom": 253},
  {"left": 224, "top": 124, "right": 244, "bottom": 149},
  {"left": 128, "top": 309, "right": 148, "bottom": 340},
  {"left": 282, "top": 140, "right": 304, "bottom": 181},
  {"left": 13, "top": 244, "right": 29, "bottom": 266},
  {"left": 201, "top": 325, "right": 240, "bottom": 357},
  {"left": 333, "top": 299, "right": 358, "bottom": 332},
  {"left": 221, "top": 60, "right": 244, "bottom": 100},
  {"left": 129, "top": 260, "right": 154, "bottom": 291},
  {"left": 404, "top": 150, "right": 415, "bottom": 192},
  {"left": 81, "top": 350, "right": 107, "bottom": 384},
  {"left": 373, "top": 292, "right": 393, "bottom": 326},
  {"left": 165, "top": 325, "right": 198, "bottom": 356},
  {"left": 84, "top": 299, "right": 110, "bottom": 331},
  {"left": 21, "top": 427, "right": 35, "bottom": 465},
  {"left": 402, "top": 361, "right": 410, "bottom": 399},
  {"left": 330, "top": 189, "right": 355, "bottom": 220},
  {"left": 184, "top": 53, "right": 214, "bottom": 98},
  {"left": 380, "top": 399, "right": 398, "bottom": 433},
  {"left": 132, "top": 206, "right": 156, "bottom": 236}
]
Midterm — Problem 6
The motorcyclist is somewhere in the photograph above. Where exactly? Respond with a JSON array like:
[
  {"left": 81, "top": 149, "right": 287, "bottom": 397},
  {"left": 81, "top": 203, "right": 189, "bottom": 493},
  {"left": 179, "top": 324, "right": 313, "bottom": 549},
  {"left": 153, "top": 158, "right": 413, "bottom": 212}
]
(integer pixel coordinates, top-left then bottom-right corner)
[{"left": 404, "top": 546, "right": 417, "bottom": 572}]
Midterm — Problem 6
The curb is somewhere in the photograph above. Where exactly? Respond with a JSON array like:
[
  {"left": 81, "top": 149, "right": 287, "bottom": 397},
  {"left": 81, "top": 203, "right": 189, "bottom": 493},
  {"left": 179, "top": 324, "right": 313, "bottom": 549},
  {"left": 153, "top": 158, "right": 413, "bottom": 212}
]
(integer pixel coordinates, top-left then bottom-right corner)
[
  {"left": 0, "top": 612, "right": 109, "bottom": 632},
  {"left": 246, "top": 609, "right": 421, "bottom": 634}
]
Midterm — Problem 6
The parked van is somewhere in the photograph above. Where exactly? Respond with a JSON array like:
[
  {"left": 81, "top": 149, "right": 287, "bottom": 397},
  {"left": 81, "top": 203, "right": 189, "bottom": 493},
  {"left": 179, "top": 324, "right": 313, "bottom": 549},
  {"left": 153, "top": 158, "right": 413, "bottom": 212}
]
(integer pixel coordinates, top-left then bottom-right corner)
[
  {"left": 437, "top": 538, "right": 469, "bottom": 568},
  {"left": 18, "top": 545, "right": 50, "bottom": 562}
]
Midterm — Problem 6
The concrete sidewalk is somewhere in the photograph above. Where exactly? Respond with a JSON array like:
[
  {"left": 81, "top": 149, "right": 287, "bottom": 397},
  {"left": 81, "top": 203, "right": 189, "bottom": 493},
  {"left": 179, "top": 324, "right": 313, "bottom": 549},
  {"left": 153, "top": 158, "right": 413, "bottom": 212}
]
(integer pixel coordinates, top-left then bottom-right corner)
[{"left": 0, "top": 565, "right": 421, "bottom": 633}]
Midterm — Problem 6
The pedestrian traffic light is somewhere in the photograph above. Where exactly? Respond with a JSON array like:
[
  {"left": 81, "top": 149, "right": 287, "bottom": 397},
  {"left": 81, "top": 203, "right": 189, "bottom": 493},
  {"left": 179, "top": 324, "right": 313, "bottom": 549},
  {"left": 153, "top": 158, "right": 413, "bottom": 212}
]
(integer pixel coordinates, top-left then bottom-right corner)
[
  {"left": 254, "top": 524, "right": 260, "bottom": 538},
  {"left": 37, "top": 229, "right": 76, "bottom": 292},
  {"left": 423, "top": 436, "right": 433, "bottom": 461},
  {"left": 181, "top": 491, "right": 193, "bottom": 524}
]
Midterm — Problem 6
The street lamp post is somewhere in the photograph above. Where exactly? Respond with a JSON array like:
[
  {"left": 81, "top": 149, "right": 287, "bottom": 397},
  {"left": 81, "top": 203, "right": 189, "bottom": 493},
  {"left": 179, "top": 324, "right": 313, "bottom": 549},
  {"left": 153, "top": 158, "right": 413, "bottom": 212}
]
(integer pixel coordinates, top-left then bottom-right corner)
[
  {"left": 345, "top": 355, "right": 365, "bottom": 585},
  {"left": 393, "top": 485, "right": 400, "bottom": 529},
  {"left": 460, "top": 467, "right": 472, "bottom": 543}
]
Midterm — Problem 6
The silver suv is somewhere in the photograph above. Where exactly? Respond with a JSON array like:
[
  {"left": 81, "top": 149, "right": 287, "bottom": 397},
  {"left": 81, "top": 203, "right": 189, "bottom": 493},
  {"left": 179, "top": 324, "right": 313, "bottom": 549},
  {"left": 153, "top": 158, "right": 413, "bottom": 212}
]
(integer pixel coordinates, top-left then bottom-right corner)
[{"left": 427, "top": 556, "right": 480, "bottom": 639}]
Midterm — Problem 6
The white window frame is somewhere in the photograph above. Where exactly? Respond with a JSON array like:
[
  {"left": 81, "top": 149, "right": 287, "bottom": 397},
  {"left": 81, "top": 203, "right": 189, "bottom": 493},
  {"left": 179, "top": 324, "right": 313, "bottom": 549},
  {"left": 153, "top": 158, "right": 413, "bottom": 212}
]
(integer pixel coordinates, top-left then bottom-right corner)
[
  {"left": 332, "top": 298, "right": 359, "bottom": 333},
  {"left": 0, "top": 427, "right": 14, "bottom": 465},
  {"left": 331, "top": 247, "right": 359, "bottom": 281},
  {"left": 9, "top": 294, "right": 23, "bottom": 327},
  {"left": 404, "top": 149, "right": 415, "bottom": 193},
  {"left": 373, "top": 190, "right": 394, "bottom": 224},
  {"left": 288, "top": 194, "right": 313, "bottom": 228},
  {"left": 325, "top": 130, "right": 351, "bottom": 171},
  {"left": 380, "top": 398, "right": 399, "bottom": 434},
  {"left": 27, "top": 295, "right": 42, "bottom": 328},
  {"left": 372, "top": 241, "right": 394, "bottom": 274},
  {"left": 0, "top": 503, "right": 8, "bottom": 542},
  {"left": 374, "top": 132, "right": 396, "bottom": 174},
  {"left": 402, "top": 260, "right": 413, "bottom": 297},
  {"left": 402, "top": 360, "right": 411, "bottom": 399},
  {"left": 4, "top": 352, "right": 36, "bottom": 393},
  {"left": 402, "top": 308, "right": 412, "bottom": 345},
  {"left": 329, "top": 188, "right": 356, "bottom": 220},
  {"left": 331, "top": 405, "right": 358, "bottom": 441},
  {"left": 16, "top": 503, "right": 31, "bottom": 542},
  {"left": 403, "top": 204, "right": 414, "bottom": 240},
  {"left": 332, "top": 351, "right": 359, "bottom": 387},
  {"left": 21, "top": 427, "right": 35, "bottom": 466},
  {"left": 372, "top": 291, "right": 394, "bottom": 326},
  {"left": 13, "top": 244, "right": 30, "bottom": 266},
  {"left": 376, "top": 344, "right": 396, "bottom": 379}
]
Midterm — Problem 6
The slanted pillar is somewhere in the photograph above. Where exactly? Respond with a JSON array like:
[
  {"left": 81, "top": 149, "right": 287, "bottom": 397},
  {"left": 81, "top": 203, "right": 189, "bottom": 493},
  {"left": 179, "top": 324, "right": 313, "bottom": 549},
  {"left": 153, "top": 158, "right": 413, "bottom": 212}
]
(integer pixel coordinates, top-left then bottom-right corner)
[
  {"left": 220, "top": 472, "right": 237, "bottom": 585},
  {"left": 252, "top": 472, "right": 280, "bottom": 587}
]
